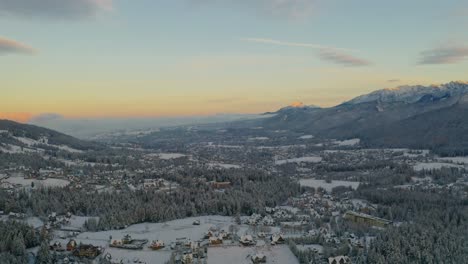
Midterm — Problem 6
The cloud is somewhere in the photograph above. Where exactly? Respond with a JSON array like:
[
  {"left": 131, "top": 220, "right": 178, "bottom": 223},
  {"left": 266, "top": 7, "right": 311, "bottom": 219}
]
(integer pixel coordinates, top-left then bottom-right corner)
[
  {"left": 419, "top": 45, "right": 468, "bottom": 65},
  {"left": 0, "top": 0, "right": 113, "bottom": 19},
  {"left": 387, "top": 79, "right": 400, "bottom": 83},
  {"left": 243, "top": 37, "right": 370, "bottom": 67},
  {"left": 318, "top": 49, "right": 371, "bottom": 67},
  {"left": 0, "top": 37, "right": 36, "bottom": 55},
  {"left": 189, "top": 0, "right": 315, "bottom": 20}
]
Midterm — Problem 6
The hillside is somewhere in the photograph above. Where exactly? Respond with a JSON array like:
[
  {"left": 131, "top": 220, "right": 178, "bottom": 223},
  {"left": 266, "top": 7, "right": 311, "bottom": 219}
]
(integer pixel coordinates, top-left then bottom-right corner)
[
  {"left": 249, "top": 82, "right": 468, "bottom": 152},
  {"left": 0, "top": 119, "right": 102, "bottom": 153}
]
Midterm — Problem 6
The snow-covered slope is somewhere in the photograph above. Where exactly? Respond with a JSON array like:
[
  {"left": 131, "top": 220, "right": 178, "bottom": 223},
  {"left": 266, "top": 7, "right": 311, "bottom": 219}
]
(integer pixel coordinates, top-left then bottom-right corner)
[
  {"left": 0, "top": 119, "right": 102, "bottom": 153},
  {"left": 346, "top": 81, "right": 468, "bottom": 104}
]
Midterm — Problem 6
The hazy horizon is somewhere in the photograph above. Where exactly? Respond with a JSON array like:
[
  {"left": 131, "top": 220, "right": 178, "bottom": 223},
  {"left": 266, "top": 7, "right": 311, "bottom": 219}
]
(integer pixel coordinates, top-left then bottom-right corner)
[{"left": 2, "top": 0, "right": 468, "bottom": 122}]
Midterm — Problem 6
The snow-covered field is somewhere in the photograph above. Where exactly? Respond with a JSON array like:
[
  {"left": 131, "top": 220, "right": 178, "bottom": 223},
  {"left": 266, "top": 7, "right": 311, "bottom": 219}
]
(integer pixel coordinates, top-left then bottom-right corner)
[
  {"left": 275, "top": 156, "right": 322, "bottom": 165},
  {"left": 332, "top": 138, "right": 360, "bottom": 146},
  {"left": 60, "top": 216, "right": 296, "bottom": 264},
  {"left": 438, "top": 156, "right": 468, "bottom": 165},
  {"left": 299, "top": 179, "right": 360, "bottom": 192},
  {"left": 207, "top": 162, "right": 241, "bottom": 169},
  {"left": 153, "top": 153, "right": 187, "bottom": 159},
  {"left": 248, "top": 137, "right": 269, "bottom": 141},
  {"left": 413, "top": 162, "right": 464, "bottom": 171},
  {"left": 296, "top": 244, "right": 323, "bottom": 253},
  {"left": 208, "top": 245, "right": 298, "bottom": 264},
  {"left": 74, "top": 216, "right": 237, "bottom": 263},
  {"left": 2, "top": 176, "right": 70, "bottom": 188},
  {"left": 77, "top": 216, "right": 235, "bottom": 245}
]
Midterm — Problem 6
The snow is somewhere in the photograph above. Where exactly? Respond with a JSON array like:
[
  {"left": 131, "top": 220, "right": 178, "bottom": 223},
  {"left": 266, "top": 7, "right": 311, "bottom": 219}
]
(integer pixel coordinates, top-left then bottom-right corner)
[
  {"left": 155, "top": 153, "right": 187, "bottom": 159},
  {"left": 296, "top": 244, "right": 323, "bottom": 253},
  {"left": 7, "top": 136, "right": 84, "bottom": 153},
  {"left": 298, "top": 135, "right": 314, "bottom": 139},
  {"left": 68, "top": 216, "right": 298, "bottom": 264},
  {"left": 55, "top": 145, "right": 84, "bottom": 153},
  {"left": 68, "top": 216, "right": 98, "bottom": 229},
  {"left": 275, "top": 156, "right": 322, "bottom": 165},
  {"left": 346, "top": 82, "right": 468, "bottom": 104},
  {"left": 105, "top": 247, "right": 172, "bottom": 264},
  {"left": 299, "top": 179, "right": 360, "bottom": 192},
  {"left": 258, "top": 145, "right": 306, "bottom": 150},
  {"left": 248, "top": 137, "right": 269, "bottom": 141},
  {"left": 2, "top": 176, "right": 70, "bottom": 188},
  {"left": 77, "top": 216, "right": 235, "bottom": 246},
  {"left": 25, "top": 217, "right": 44, "bottom": 229},
  {"left": 207, "top": 163, "right": 241, "bottom": 169},
  {"left": 332, "top": 138, "right": 360, "bottom": 146},
  {"left": 438, "top": 156, "right": 468, "bottom": 164},
  {"left": 413, "top": 162, "right": 464, "bottom": 171},
  {"left": 207, "top": 245, "right": 298, "bottom": 264}
]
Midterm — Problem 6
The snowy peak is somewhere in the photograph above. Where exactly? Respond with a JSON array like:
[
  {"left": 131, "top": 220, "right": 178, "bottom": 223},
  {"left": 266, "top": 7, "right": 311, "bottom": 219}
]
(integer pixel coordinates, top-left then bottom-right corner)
[
  {"left": 346, "top": 81, "right": 468, "bottom": 105},
  {"left": 278, "top": 102, "right": 320, "bottom": 112}
]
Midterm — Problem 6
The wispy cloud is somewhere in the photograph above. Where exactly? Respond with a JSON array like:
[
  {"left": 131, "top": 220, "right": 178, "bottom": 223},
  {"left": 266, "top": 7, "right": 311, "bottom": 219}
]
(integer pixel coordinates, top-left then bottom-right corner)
[
  {"left": 243, "top": 37, "right": 371, "bottom": 67},
  {"left": 318, "top": 49, "right": 371, "bottom": 67},
  {"left": 387, "top": 79, "right": 400, "bottom": 83},
  {"left": 0, "top": 0, "right": 113, "bottom": 19},
  {"left": 0, "top": 37, "right": 36, "bottom": 55},
  {"left": 419, "top": 45, "right": 468, "bottom": 65}
]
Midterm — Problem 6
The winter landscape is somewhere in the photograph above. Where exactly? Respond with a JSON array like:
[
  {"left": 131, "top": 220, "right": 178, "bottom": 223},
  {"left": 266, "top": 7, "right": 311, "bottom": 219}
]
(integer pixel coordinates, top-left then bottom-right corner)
[{"left": 2, "top": 1, "right": 468, "bottom": 263}]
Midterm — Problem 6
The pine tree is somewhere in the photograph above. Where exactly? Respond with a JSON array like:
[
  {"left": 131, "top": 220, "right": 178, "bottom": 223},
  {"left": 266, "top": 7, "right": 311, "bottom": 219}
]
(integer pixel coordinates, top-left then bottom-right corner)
[{"left": 36, "top": 241, "right": 51, "bottom": 264}]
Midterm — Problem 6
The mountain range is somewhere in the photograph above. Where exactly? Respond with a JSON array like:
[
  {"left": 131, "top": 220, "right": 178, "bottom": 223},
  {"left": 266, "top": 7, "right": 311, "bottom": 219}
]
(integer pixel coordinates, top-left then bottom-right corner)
[
  {"left": 2, "top": 81, "right": 468, "bottom": 155},
  {"left": 257, "top": 81, "right": 468, "bottom": 154}
]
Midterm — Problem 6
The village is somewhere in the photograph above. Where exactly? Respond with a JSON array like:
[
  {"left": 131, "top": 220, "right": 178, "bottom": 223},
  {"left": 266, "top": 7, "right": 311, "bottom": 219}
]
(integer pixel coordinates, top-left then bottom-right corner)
[{"left": 1, "top": 127, "right": 468, "bottom": 263}]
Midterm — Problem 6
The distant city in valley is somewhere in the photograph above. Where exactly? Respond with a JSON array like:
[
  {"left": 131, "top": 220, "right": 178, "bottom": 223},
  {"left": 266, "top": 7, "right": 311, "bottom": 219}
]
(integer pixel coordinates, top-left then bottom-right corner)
[{"left": 1, "top": 1, "right": 468, "bottom": 263}]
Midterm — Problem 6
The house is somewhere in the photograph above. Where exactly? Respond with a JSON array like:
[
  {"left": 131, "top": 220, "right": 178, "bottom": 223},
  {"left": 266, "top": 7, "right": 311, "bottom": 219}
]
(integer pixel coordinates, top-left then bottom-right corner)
[
  {"left": 344, "top": 211, "right": 392, "bottom": 228},
  {"left": 209, "top": 181, "right": 231, "bottom": 189},
  {"left": 66, "top": 239, "right": 77, "bottom": 251},
  {"left": 240, "top": 235, "right": 255, "bottom": 246},
  {"left": 209, "top": 236, "right": 223, "bottom": 245},
  {"left": 149, "top": 240, "right": 165, "bottom": 250},
  {"left": 50, "top": 242, "right": 65, "bottom": 251},
  {"left": 270, "top": 233, "right": 285, "bottom": 245},
  {"left": 73, "top": 244, "right": 102, "bottom": 258},
  {"left": 328, "top": 256, "right": 351, "bottom": 264},
  {"left": 181, "top": 252, "right": 193, "bottom": 264},
  {"left": 251, "top": 253, "right": 267, "bottom": 263}
]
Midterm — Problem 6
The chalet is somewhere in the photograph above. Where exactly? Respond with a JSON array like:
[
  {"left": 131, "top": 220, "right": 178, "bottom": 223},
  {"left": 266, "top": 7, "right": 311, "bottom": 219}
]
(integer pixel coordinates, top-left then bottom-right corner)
[
  {"left": 252, "top": 253, "right": 267, "bottom": 263},
  {"left": 50, "top": 242, "right": 65, "bottom": 251},
  {"left": 208, "top": 181, "right": 231, "bottom": 189},
  {"left": 73, "top": 244, "right": 102, "bottom": 258},
  {"left": 344, "top": 211, "right": 392, "bottom": 228},
  {"left": 181, "top": 252, "right": 193, "bottom": 264},
  {"left": 328, "top": 256, "right": 351, "bottom": 264},
  {"left": 270, "top": 233, "right": 285, "bottom": 245},
  {"left": 149, "top": 240, "right": 165, "bottom": 250},
  {"left": 143, "top": 178, "right": 164, "bottom": 188},
  {"left": 209, "top": 236, "right": 223, "bottom": 245},
  {"left": 66, "top": 239, "right": 77, "bottom": 251},
  {"left": 240, "top": 235, "right": 255, "bottom": 246}
]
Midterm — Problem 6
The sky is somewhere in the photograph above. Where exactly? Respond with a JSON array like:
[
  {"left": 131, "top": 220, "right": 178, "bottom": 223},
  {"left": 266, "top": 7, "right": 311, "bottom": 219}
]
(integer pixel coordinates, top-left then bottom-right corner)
[{"left": 1, "top": 0, "right": 468, "bottom": 122}]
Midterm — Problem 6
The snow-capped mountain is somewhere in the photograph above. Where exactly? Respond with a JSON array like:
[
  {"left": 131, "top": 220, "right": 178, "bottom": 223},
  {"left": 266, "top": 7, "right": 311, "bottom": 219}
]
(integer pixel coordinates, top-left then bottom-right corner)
[{"left": 346, "top": 81, "right": 468, "bottom": 104}]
